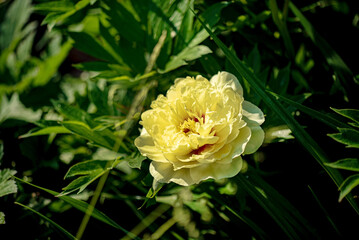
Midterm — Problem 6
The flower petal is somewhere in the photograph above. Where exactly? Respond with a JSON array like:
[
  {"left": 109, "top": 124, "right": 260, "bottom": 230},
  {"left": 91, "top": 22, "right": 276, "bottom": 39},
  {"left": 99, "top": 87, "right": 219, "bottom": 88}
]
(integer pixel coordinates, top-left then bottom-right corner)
[
  {"left": 210, "top": 71, "right": 243, "bottom": 96},
  {"left": 190, "top": 156, "right": 244, "bottom": 183},
  {"left": 150, "top": 162, "right": 194, "bottom": 186},
  {"left": 242, "top": 100, "right": 265, "bottom": 125},
  {"left": 243, "top": 120, "right": 265, "bottom": 154},
  {"left": 134, "top": 129, "right": 167, "bottom": 162}
]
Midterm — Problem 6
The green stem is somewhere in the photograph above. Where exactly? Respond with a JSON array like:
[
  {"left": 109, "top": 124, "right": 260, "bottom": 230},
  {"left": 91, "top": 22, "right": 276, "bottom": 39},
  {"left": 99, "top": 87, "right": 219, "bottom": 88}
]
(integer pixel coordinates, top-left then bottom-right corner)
[{"left": 75, "top": 169, "right": 110, "bottom": 239}]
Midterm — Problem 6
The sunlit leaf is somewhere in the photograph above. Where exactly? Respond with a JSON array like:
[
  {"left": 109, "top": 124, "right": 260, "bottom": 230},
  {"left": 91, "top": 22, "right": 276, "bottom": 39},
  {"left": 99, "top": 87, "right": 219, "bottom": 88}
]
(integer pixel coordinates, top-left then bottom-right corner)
[
  {"left": 331, "top": 108, "right": 359, "bottom": 124},
  {"left": 0, "top": 169, "right": 17, "bottom": 198}
]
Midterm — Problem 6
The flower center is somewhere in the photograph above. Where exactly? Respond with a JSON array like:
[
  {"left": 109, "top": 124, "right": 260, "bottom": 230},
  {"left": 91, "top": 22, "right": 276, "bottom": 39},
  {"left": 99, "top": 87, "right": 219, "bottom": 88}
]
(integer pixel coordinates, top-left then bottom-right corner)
[
  {"left": 180, "top": 118, "right": 199, "bottom": 135},
  {"left": 179, "top": 115, "right": 205, "bottom": 135}
]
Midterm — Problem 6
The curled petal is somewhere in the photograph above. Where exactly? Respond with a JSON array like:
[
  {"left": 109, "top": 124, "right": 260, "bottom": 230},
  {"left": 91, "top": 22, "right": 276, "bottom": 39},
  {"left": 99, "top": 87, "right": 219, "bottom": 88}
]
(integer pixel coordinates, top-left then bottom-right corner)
[
  {"left": 150, "top": 162, "right": 195, "bottom": 186},
  {"left": 210, "top": 71, "right": 243, "bottom": 96},
  {"left": 243, "top": 119, "right": 265, "bottom": 155},
  {"left": 134, "top": 128, "right": 167, "bottom": 162},
  {"left": 190, "top": 156, "right": 244, "bottom": 184},
  {"left": 242, "top": 100, "right": 265, "bottom": 125}
]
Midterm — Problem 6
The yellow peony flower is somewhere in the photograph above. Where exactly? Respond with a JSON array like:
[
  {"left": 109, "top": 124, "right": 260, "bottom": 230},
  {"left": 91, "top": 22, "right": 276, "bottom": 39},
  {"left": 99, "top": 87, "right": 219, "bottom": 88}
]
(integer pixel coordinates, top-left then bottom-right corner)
[{"left": 135, "top": 71, "right": 265, "bottom": 186}]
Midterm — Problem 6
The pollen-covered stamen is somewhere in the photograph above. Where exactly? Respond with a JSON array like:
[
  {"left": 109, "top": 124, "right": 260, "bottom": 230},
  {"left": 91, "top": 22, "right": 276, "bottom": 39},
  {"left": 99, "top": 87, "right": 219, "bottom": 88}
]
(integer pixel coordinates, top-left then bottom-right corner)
[{"left": 180, "top": 114, "right": 206, "bottom": 135}]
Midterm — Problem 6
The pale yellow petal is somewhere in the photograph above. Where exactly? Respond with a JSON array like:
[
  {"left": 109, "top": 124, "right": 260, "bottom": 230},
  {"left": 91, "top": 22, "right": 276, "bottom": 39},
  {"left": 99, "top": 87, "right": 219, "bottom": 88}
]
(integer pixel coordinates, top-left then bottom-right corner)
[
  {"left": 190, "top": 156, "right": 244, "bottom": 183},
  {"left": 242, "top": 100, "right": 265, "bottom": 125},
  {"left": 243, "top": 120, "right": 264, "bottom": 154},
  {"left": 134, "top": 129, "right": 167, "bottom": 163},
  {"left": 210, "top": 71, "right": 243, "bottom": 96},
  {"left": 150, "top": 162, "right": 195, "bottom": 186}
]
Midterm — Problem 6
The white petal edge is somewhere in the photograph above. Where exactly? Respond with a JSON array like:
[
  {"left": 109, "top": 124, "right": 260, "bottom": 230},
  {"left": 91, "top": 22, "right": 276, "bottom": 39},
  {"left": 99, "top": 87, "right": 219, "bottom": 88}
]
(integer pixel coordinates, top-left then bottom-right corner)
[{"left": 242, "top": 100, "right": 265, "bottom": 125}]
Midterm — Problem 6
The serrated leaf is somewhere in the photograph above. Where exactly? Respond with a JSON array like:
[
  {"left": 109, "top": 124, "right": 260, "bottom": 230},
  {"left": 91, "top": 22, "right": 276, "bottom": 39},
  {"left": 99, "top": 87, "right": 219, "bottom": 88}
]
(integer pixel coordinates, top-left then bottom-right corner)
[
  {"left": 339, "top": 174, "right": 359, "bottom": 202},
  {"left": 325, "top": 158, "right": 359, "bottom": 172},
  {"left": 331, "top": 108, "right": 359, "bottom": 124},
  {"left": 0, "top": 169, "right": 17, "bottom": 197},
  {"left": 329, "top": 128, "right": 359, "bottom": 148},
  {"left": 0, "top": 93, "right": 42, "bottom": 124}
]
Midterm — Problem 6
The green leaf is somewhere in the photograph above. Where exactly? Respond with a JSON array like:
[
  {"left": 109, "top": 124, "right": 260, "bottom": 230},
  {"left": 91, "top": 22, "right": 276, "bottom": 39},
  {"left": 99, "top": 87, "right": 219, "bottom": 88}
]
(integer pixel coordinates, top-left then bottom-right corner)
[
  {"left": 289, "top": 2, "right": 354, "bottom": 87},
  {"left": 62, "top": 171, "right": 104, "bottom": 195},
  {"left": 19, "top": 126, "right": 71, "bottom": 139},
  {"left": 41, "top": 0, "right": 92, "bottom": 28},
  {"left": 339, "top": 174, "right": 359, "bottom": 202},
  {"left": 194, "top": 9, "right": 359, "bottom": 214},
  {"left": 61, "top": 159, "right": 120, "bottom": 195},
  {"left": 14, "top": 202, "right": 76, "bottom": 240},
  {"left": 62, "top": 121, "right": 116, "bottom": 150},
  {"left": 0, "top": 93, "right": 42, "bottom": 124},
  {"left": 325, "top": 158, "right": 359, "bottom": 172},
  {"left": 127, "top": 154, "right": 146, "bottom": 169},
  {"left": 269, "top": 92, "right": 350, "bottom": 130},
  {"left": 15, "top": 177, "right": 140, "bottom": 239},
  {"left": 0, "top": 0, "right": 32, "bottom": 50},
  {"left": 328, "top": 128, "right": 359, "bottom": 148},
  {"left": 68, "top": 32, "right": 117, "bottom": 63},
  {"left": 0, "top": 169, "right": 17, "bottom": 198},
  {"left": 87, "top": 81, "right": 111, "bottom": 115},
  {"left": 0, "top": 142, "right": 4, "bottom": 164},
  {"left": 103, "top": 1, "right": 145, "bottom": 44},
  {"left": 33, "top": 1, "right": 74, "bottom": 12},
  {"left": 65, "top": 160, "right": 110, "bottom": 178},
  {"left": 331, "top": 108, "right": 359, "bottom": 124},
  {"left": 0, "top": 212, "right": 5, "bottom": 224},
  {"left": 162, "top": 45, "right": 212, "bottom": 73},
  {"left": 33, "top": 40, "right": 72, "bottom": 87}
]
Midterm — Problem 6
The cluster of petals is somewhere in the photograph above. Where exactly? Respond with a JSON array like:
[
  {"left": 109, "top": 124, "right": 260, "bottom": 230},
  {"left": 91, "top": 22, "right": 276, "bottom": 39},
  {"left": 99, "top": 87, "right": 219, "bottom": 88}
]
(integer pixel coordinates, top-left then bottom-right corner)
[{"left": 135, "top": 71, "right": 265, "bottom": 186}]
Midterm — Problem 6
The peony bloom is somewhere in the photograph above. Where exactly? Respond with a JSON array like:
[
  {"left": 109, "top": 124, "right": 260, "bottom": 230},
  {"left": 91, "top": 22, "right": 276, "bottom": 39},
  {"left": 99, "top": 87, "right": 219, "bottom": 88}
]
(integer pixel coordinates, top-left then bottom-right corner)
[{"left": 134, "top": 71, "right": 264, "bottom": 186}]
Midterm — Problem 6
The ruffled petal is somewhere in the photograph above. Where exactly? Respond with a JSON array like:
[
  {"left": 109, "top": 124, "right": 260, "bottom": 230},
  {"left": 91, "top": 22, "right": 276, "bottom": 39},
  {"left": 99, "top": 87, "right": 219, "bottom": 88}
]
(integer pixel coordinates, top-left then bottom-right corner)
[
  {"left": 150, "top": 162, "right": 195, "bottom": 186},
  {"left": 210, "top": 71, "right": 243, "bottom": 96},
  {"left": 242, "top": 100, "right": 265, "bottom": 125},
  {"left": 243, "top": 119, "right": 265, "bottom": 154},
  {"left": 134, "top": 129, "right": 167, "bottom": 163},
  {"left": 190, "top": 156, "right": 244, "bottom": 184}
]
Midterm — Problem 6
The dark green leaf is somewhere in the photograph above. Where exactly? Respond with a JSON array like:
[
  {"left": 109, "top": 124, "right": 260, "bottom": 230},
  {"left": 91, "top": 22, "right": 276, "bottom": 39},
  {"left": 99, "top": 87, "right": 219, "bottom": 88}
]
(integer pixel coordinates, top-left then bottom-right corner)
[
  {"left": 68, "top": 32, "right": 117, "bottom": 63},
  {"left": 331, "top": 108, "right": 359, "bottom": 124},
  {"left": 15, "top": 177, "right": 138, "bottom": 238},
  {"left": 339, "top": 174, "right": 359, "bottom": 202},
  {"left": 325, "top": 158, "right": 359, "bottom": 172},
  {"left": 329, "top": 128, "right": 359, "bottom": 148},
  {"left": 194, "top": 9, "right": 359, "bottom": 214},
  {"left": 14, "top": 202, "right": 76, "bottom": 240},
  {"left": 65, "top": 160, "right": 110, "bottom": 178},
  {"left": 269, "top": 92, "right": 350, "bottom": 130}
]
